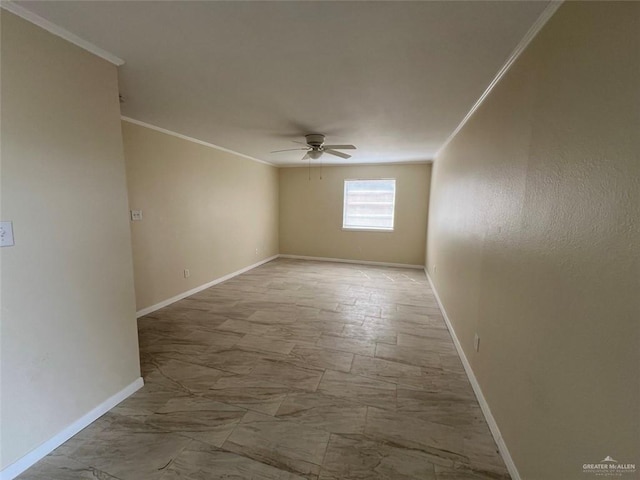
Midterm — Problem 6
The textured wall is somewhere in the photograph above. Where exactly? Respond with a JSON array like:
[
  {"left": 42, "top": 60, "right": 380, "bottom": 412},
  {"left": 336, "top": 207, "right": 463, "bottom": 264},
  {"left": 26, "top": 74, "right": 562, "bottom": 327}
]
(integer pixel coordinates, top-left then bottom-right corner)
[
  {"left": 122, "top": 121, "right": 280, "bottom": 311},
  {"left": 427, "top": 2, "right": 639, "bottom": 478},
  {"left": 1, "top": 12, "right": 140, "bottom": 468},
  {"left": 280, "top": 164, "right": 430, "bottom": 266}
]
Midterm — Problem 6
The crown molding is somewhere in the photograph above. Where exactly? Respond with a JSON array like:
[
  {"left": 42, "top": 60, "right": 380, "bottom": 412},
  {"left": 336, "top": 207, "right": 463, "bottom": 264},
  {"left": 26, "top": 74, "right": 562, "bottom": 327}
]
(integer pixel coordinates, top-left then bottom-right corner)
[
  {"left": 1, "top": 1, "right": 125, "bottom": 66},
  {"left": 435, "top": 0, "right": 564, "bottom": 159},
  {"left": 121, "top": 117, "right": 276, "bottom": 167},
  {"left": 121, "top": 117, "right": 431, "bottom": 169},
  {"left": 279, "top": 159, "right": 433, "bottom": 168}
]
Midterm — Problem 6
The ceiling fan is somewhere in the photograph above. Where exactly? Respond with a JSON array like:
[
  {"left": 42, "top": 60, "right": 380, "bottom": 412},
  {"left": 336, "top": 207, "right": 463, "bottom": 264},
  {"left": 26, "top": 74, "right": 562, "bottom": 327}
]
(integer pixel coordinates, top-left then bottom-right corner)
[{"left": 271, "top": 134, "right": 356, "bottom": 161}]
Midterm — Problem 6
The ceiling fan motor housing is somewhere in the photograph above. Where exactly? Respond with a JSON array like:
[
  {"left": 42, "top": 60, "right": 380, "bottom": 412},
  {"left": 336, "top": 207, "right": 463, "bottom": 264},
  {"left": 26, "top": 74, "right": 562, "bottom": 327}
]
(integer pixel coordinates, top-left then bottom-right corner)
[{"left": 305, "top": 134, "right": 325, "bottom": 148}]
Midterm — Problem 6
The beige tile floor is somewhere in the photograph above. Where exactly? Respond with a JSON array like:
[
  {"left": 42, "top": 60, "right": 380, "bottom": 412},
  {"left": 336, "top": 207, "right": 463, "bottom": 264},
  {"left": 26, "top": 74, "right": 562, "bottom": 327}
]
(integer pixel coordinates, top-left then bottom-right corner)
[{"left": 18, "top": 258, "right": 509, "bottom": 480}]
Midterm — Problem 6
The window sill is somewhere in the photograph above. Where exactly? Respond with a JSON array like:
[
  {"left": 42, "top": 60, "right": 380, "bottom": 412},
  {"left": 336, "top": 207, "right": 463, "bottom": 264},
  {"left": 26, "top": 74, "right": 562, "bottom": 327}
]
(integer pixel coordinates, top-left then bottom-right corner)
[{"left": 342, "top": 227, "right": 395, "bottom": 233}]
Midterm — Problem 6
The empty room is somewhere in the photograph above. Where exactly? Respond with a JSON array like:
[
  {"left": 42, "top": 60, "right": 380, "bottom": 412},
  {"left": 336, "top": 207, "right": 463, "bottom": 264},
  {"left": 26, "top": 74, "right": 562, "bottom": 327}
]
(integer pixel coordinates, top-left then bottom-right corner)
[{"left": 0, "top": 1, "right": 638, "bottom": 480}]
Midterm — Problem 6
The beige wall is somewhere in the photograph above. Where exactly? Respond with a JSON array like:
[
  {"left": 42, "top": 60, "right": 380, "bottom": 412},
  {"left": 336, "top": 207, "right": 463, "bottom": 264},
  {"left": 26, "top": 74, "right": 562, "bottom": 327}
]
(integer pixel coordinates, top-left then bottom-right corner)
[
  {"left": 279, "top": 164, "right": 430, "bottom": 266},
  {"left": 122, "top": 121, "right": 279, "bottom": 311},
  {"left": 427, "top": 2, "right": 639, "bottom": 479},
  {"left": 0, "top": 12, "right": 140, "bottom": 469}
]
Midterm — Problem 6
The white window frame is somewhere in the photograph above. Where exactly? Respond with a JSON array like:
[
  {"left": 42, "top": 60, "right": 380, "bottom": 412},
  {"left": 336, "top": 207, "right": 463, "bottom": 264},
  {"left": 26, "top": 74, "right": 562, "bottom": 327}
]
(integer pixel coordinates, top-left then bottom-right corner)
[{"left": 342, "top": 178, "right": 396, "bottom": 232}]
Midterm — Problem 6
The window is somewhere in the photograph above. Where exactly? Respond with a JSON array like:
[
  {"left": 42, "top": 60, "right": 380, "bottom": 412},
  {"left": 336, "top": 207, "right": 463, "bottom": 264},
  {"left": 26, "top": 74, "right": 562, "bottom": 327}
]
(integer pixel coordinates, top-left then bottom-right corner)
[{"left": 343, "top": 179, "right": 396, "bottom": 231}]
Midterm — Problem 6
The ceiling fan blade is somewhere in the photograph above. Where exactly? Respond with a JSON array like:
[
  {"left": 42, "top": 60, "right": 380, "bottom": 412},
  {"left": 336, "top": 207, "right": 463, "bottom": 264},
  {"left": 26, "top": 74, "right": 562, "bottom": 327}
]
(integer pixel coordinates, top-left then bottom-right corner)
[
  {"left": 301, "top": 152, "right": 311, "bottom": 161},
  {"left": 323, "top": 144, "right": 356, "bottom": 150},
  {"left": 324, "top": 149, "right": 351, "bottom": 159},
  {"left": 271, "top": 147, "right": 309, "bottom": 153}
]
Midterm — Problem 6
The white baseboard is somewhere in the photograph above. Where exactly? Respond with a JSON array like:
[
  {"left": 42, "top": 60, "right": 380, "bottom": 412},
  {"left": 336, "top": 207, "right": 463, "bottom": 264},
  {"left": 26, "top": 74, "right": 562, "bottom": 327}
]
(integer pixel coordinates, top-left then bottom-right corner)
[
  {"left": 138, "top": 254, "right": 423, "bottom": 319},
  {"left": 279, "top": 254, "right": 424, "bottom": 270},
  {"left": 425, "top": 269, "right": 521, "bottom": 480},
  {"left": 0, "top": 377, "right": 144, "bottom": 480},
  {"left": 136, "top": 255, "right": 279, "bottom": 318}
]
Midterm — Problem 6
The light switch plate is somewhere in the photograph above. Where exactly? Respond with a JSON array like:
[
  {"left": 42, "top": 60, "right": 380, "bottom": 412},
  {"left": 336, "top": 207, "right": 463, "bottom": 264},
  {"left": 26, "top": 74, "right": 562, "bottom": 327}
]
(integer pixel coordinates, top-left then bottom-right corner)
[
  {"left": 130, "top": 210, "right": 143, "bottom": 221},
  {"left": 0, "top": 221, "right": 15, "bottom": 247}
]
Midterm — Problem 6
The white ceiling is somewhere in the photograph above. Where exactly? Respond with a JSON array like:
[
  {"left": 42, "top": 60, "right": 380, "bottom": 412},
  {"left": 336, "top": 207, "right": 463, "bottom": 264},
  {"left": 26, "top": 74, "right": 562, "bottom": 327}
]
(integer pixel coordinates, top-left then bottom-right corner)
[{"left": 16, "top": 1, "right": 550, "bottom": 166}]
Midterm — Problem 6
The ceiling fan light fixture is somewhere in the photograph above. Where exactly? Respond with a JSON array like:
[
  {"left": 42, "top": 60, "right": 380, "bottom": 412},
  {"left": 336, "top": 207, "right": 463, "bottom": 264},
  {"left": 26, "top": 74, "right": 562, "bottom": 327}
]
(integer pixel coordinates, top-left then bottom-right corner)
[{"left": 272, "top": 133, "right": 356, "bottom": 163}]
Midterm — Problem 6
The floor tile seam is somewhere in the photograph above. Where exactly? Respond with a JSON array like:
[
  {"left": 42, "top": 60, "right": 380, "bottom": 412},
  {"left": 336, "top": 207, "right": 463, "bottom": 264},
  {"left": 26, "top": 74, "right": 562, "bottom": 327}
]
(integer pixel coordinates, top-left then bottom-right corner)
[
  {"left": 98, "top": 411, "right": 178, "bottom": 434},
  {"left": 245, "top": 368, "right": 325, "bottom": 393},
  {"left": 154, "top": 437, "right": 200, "bottom": 480},
  {"left": 317, "top": 370, "right": 399, "bottom": 405},
  {"left": 354, "top": 431, "right": 460, "bottom": 471},
  {"left": 318, "top": 329, "right": 395, "bottom": 343},
  {"left": 373, "top": 349, "right": 441, "bottom": 370},
  {"left": 182, "top": 437, "right": 311, "bottom": 479},
  {"left": 233, "top": 345, "right": 295, "bottom": 357},
  {"left": 256, "top": 333, "right": 324, "bottom": 346},
  {"left": 141, "top": 375, "right": 290, "bottom": 412},
  {"left": 311, "top": 341, "right": 374, "bottom": 358},
  {"left": 207, "top": 374, "right": 299, "bottom": 395},
  {"left": 44, "top": 453, "right": 128, "bottom": 480},
  {"left": 316, "top": 334, "right": 377, "bottom": 350},
  {"left": 317, "top": 432, "right": 336, "bottom": 472},
  {"left": 151, "top": 364, "right": 229, "bottom": 397},
  {"left": 219, "top": 436, "right": 324, "bottom": 478},
  {"left": 147, "top": 358, "right": 257, "bottom": 380},
  {"left": 255, "top": 355, "right": 327, "bottom": 374},
  {"left": 314, "top": 369, "right": 329, "bottom": 394},
  {"left": 356, "top": 431, "right": 472, "bottom": 467},
  {"left": 348, "top": 369, "right": 431, "bottom": 391},
  {"left": 346, "top": 353, "right": 356, "bottom": 373},
  {"left": 64, "top": 424, "right": 187, "bottom": 474},
  {"left": 149, "top": 400, "right": 249, "bottom": 417}
]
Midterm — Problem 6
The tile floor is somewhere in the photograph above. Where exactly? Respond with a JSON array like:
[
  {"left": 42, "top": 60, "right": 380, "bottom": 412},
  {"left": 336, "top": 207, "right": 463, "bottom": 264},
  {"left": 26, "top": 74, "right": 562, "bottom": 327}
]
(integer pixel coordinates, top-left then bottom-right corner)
[{"left": 17, "top": 258, "right": 510, "bottom": 480}]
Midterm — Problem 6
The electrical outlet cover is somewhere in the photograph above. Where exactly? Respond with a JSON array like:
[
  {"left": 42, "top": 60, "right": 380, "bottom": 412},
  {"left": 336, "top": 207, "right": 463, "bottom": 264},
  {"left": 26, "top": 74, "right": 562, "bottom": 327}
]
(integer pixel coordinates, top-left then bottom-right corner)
[{"left": 0, "top": 221, "right": 15, "bottom": 247}]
